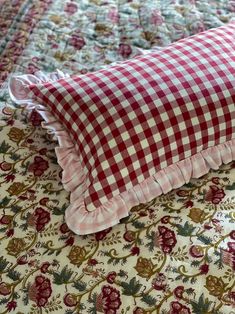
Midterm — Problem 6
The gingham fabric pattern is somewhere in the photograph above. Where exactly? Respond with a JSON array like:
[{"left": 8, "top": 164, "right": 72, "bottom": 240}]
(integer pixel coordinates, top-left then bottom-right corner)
[{"left": 14, "top": 23, "right": 234, "bottom": 218}]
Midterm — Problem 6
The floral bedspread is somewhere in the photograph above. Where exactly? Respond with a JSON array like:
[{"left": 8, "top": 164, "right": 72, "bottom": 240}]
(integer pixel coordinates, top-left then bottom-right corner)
[{"left": 0, "top": 0, "right": 235, "bottom": 313}]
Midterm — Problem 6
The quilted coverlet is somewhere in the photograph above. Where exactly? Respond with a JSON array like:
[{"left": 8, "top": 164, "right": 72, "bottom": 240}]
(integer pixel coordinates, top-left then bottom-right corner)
[{"left": 0, "top": 0, "right": 235, "bottom": 313}]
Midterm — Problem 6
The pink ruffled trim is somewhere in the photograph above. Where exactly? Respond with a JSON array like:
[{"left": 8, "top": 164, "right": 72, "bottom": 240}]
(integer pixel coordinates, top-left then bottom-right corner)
[{"left": 9, "top": 70, "right": 235, "bottom": 235}]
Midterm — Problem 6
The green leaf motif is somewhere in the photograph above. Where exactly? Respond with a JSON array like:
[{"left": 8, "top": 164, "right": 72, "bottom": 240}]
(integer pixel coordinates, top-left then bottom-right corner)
[
  {"left": 11, "top": 205, "right": 21, "bottom": 213},
  {"left": 51, "top": 156, "right": 59, "bottom": 165},
  {"left": 10, "top": 153, "right": 21, "bottom": 161},
  {"left": 184, "top": 182, "right": 195, "bottom": 188},
  {"left": 0, "top": 197, "right": 11, "bottom": 208},
  {"left": 191, "top": 260, "right": 201, "bottom": 268},
  {"left": 190, "top": 293, "right": 213, "bottom": 314},
  {"left": 0, "top": 256, "right": 9, "bottom": 272},
  {"left": 118, "top": 270, "right": 128, "bottom": 278},
  {"left": 23, "top": 293, "right": 29, "bottom": 306},
  {"left": 175, "top": 221, "right": 196, "bottom": 236},
  {"left": 0, "top": 93, "right": 8, "bottom": 102},
  {"left": 53, "top": 266, "right": 74, "bottom": 285},
  {"left": 226, "top": 182, "right": 235, "bottom": 190},
  {"left": 190, "top": 277, "right": 197, "bottom": 284},
  {"left": 52, "top": 204, "right": 67, "bottom": 216},
  {"left": 87, "top": 307, "right": 97, "bottom": 314},
  {"left": 121, "top": 277, "right": 142, "bottom": 296},
  {"left": 141, "top": 294, "right": 157, "bottom": 306},
  {"left": 0, "top": 227, "right": 7, "bottom": 233},
  {"left": 0, "top": 297, "right": 8, "bottom": 305},
  {"left": 7, "top": 269, "right": 21, "bottom": 281},
  {"left": 132, "top": 221, "right": 146, "bottom": 229},
  {"left": 214, "top": 256, "right": 224, "bottom": 270},
  {"left": 145, "top": 240, "right": 155, "bottom": 252},
  {"left": 87, "top": 293, "right": 98, "bottom": 314},
  {"left": 197, "top": 235, "right": 212, "bottom": 245},
  {"left": 73, "top": 280, "right": 87, "bottom": 291},
  {"left": 0, "top": 141, "right": 11, "bottom": 154}
]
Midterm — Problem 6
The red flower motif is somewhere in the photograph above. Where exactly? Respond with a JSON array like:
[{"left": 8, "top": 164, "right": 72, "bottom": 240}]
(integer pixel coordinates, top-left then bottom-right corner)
[
  {"left": 221, "top": 242, "right": 235, "bottom": 271},
  {"left": 154, "top": 226, "right": 177, "bottom": 254},
  {"left": 173, "top": 286, "right": 184, "bottom": 299},
  {"left": 230, "top": 230, "right": 235, "bottom": 240},
  {"left": 151, "top": 10, "right": 164, "bottom": 26},
  {"left": 199, "top": 264, "right": 209, "bottom": 274},
  {"left": 60, "top": 223, "right": 70, "bottom": 234},
  {"left": 169, "top": 301, "right": 191, "bottom": 314},
  {"left": 184, "top": 200, "right": 194, "bottom": 208},
  {"left": 95, "top": 227, "right": 112, "bottom": 241},
  {"left": 131, "top": 246, "right": 140, "bottom": 256},
  {"left": 19, "top": 189, "right": 36, "bottom": 202},
  {"left": 106, "top": 271, "right": 117, "bottom": 284},
  {"left": 204, "top": 223, "right": 213, "bottom": 230},
  {"left": 69, "top": 34, "right": 85, "bottom": 50},
  {"left": 64, "top": 293, "right": 78, "bottom": 307},
  {"left": 170, "top": 301, "right": 191, "bottom": 314},
  {"left": 64, "top": 2, "right": 78, "bottom": 15},
  {"left": 161, "top": 216, "right": 170, "bottom": 224},
  {"left": 40, "top": 262, "right": 50, "bottom": 273},
  {"left": 107, "top": 7, "right": 119, "bottom": 23},
  {"left": 28, "top": 275, "right": 52, "bottom": 307},
  {"left": 96, "top": 285, "right": 121, "bottom": 314},
  {"left": 228, "top": 242, "right": 235, "bottom": 252},
  {"left": 118, "top": 43, "right": 132, "bottom": 58},
  {"left": 211, "top": 177, "right": 220, "bottom": 184},
  {"left": 177, "top": 190, "right": 189, "bottom": 197},
  {"left": 18, "top": 194, "right": 27, "bottom": 201},
  {"left": 28, "top": 207, "right": 50, "bottom": 232},
  {"left": 0, "top": 161, "right": 12, "bottom": 171},
  {"left": 6, "top": 229, "right": 14, "bottom": 237},
  {"left": 29, "top": 110, "right": 43, "bottom": 126},
  {"left": 2, "top": 107, "right": 13, "bottom": 116},
  {"left": 205, "top": 185, "right": 225, "bottom": 204},
  {"left": 65, "top": 236, "right": 75, "bottom": 246},
  {"left": 152, "top": 273, "right": 167, "bottom": 291},
  {"left": 123, "top": 230, "right": 135, "bottom": 242},
  {"left": 189, "top": 245, "right": 204, "bottom": 258},
  {"left": 17, "top": 255, "right": 28, "bottom": 265},
  {"left": 0, "top": 282, "right": 11, "bottom": 295},
  {"left": 88, "top": 259, "right": 98, "bottom": 266},
  {"left": 39, "top": 148, "right": 47, "bottom": 155},
  {"left": 0, "top": 215, "right": 12, "bottom": 225},
  {"left": 28, "top": 156, "right": 49, "bottom": 177},
  {"left": 28, "top": 249, "right": 36, "bottom": 257},
  {"left": 7, "top": 119, "right": 15, "bottom": 125},
  {"left": 28, "top": 260, "right": 37, "bottom": 268},
  {"left": 6, "top": 301, "right": 17, "bottom": 312},
  {"left": 39, "top": 197, "right": 49, "bottom": 206},
  {"left": 5, "top": 174, "right": 15, "bottom": 182},
  {"left": 228, "top": 291, "right": 235, "bottom": 302}
]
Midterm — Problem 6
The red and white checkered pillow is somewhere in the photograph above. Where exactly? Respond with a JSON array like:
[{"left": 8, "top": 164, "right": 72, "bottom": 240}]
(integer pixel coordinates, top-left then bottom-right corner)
[{"left": 9, "top": 23, "right": 235, "bottom": 234}]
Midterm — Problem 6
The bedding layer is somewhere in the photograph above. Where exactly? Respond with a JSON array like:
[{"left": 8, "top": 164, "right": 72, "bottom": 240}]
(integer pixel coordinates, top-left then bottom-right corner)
[{"left": 0, "top": 0, "right": 235, "bottom": 313}]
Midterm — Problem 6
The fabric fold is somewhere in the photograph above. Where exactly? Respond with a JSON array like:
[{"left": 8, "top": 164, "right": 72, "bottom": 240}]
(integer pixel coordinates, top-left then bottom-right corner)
[{"left": 9, "top": 70, "right": 235, "bottom": 235}]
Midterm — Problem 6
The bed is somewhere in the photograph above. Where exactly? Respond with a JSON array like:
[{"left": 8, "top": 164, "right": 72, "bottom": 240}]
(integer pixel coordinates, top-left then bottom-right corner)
[{"left": 0, "top": 0, "right": 235, "bottom": 313}]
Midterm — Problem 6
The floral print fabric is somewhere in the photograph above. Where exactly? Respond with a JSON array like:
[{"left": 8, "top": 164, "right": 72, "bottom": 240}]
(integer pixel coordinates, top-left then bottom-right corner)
[{"left": 0, "top": 0, "right": 235, "bottom": 313}]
